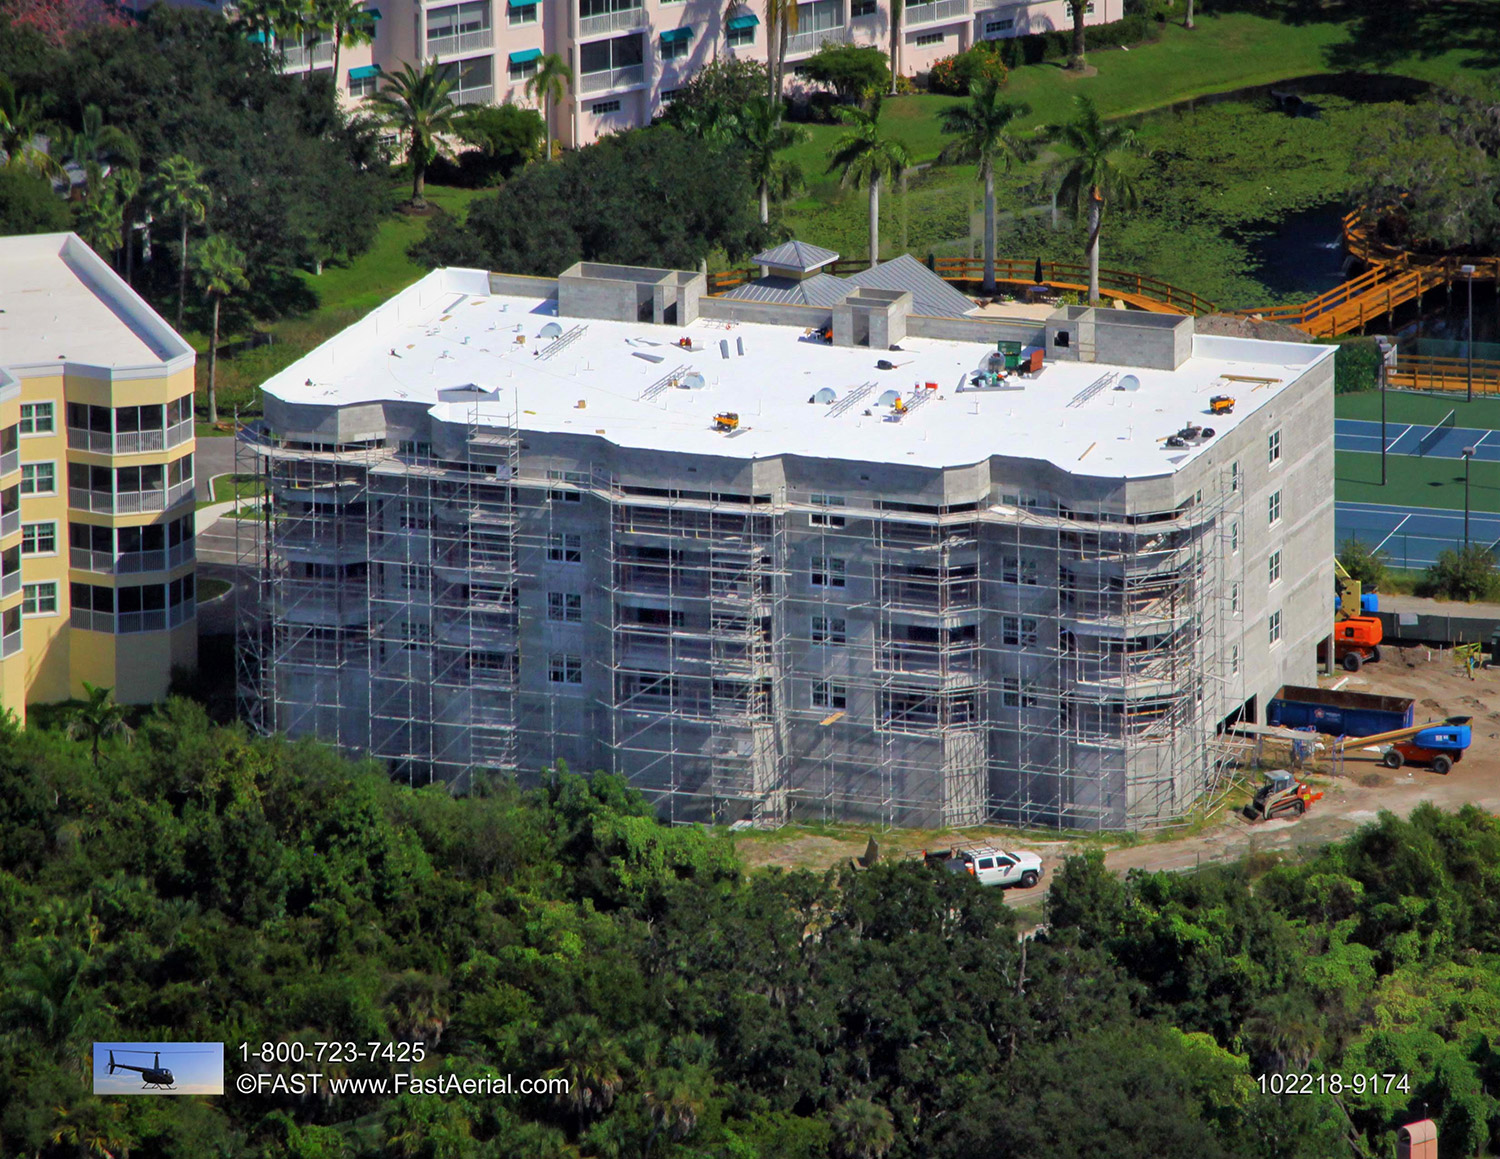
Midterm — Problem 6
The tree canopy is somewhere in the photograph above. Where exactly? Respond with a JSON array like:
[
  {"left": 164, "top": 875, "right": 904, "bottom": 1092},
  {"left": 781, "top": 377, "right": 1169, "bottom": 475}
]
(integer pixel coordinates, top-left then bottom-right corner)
[
  {"left": 5, "top": 696, "right": 1500, "bottom": 1158},
  {"left": 411, "top": 126, "right": 769, "bottom": 275}
]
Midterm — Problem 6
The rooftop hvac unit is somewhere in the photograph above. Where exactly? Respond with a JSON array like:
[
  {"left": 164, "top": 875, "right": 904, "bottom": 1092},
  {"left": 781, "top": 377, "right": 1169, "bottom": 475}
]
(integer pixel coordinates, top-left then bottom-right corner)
[
  {"left": 1116, "top": 374, "right": 1141, "bottom": 391},
  {"left": 539, "top": 321, "right": 563, "bottom": 338},
  {"left": 877, "top": 389, "right": 902, "bottom": 407},
  {"left": 812, "top": 387, "right": 837, "bottom": 404},
  {"left": 680, "top": 371, "right": 707, "bottom": 390}
]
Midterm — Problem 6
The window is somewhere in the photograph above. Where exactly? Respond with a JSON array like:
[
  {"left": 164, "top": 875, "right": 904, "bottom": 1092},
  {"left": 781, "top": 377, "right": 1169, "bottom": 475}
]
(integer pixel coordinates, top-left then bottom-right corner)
[
  {"left": 1231, "top": 521, "right": 1239, "bottom": 553},
  {"left": 914, "top": 31, "right": 945, "bottom": 45},
  {"left": 1001, "top": 554, "right": 1039, "bottom": 585},
  {"left": 549, "top": 653, "right": 583, "bottom": 684},
  {"left": 1268, "top": 429, "right": 1282, "bottom": 465},
  {"left": 398, "top": 440, "right": 432, "bottom": 458},
  {"left": 810, "top": 556, "right": 845, "bottom": 587},
  {"left": 1065, "top": 0, "right": 1094, "bottom": 14},
  {"left": 348, "top": 68, "right": 380, "bottom": 98},
  {"left": 1231, "top": 583, "right": 1239, "bottom": 613},
  {"left": 812, "top": 680, "right": 847, "bottom": 710},
  {"left": 1002, "top": 615, "right": 1038, "bottom": 647},
  {"left": 20, "top": 463, "right": 55, "bottom": 495},
  {"left": 811, "top": 615, "right": 846, "bottom": 644},
  {"left": 851, "top": 0, "right": 875, "bottom": 11},
  {"left": 550, "top": 488, "right": 583, "bottom": 503},
  {"left": 1231, "top": 460, "right": 1239, "bottom": 492},
  {"left": 19, "top": 403, "right": 53, "bottom": 435},
  {"left": 22, "top": 581, "right": 58, "bottom": 617},
  {"left": 1269, "top": 549, "right": 1282, "bottom": 585},
  {"left": 427, "top": 0, "right": 490, "bottom": 40},
  {"left": 1268, "top": 490, "right": 1282, "bottom": 525},
  {"left": 548, "top": 591, "right": 582, "bottom": 622},
  {"left": 400, "top": 563, "right": 425, "bottom": 590},
  {"left": 580, "top": 32, "right": 645, "bottom": 77},
  {"left": 509, "top": 54, "right": 539, "bottom": 80},
  {"left": 591, "top": 99, "right": 622, "bottom": 114},
  {"left": 1231, "top": 645, "right": 1239, "bottom": 676},
  {"left": 810, "top": 511, "right": 846, "bottom": 528},
  {"left": 660, "top": 88, "right": 680, "bottom": 102},
  {"left": 436, "top": 54, "right": 493, "bottom": 101},
  {"left": 1269, "top": 609, "right": 1283, "bottom": 646},
  {"left": 1001, "top": 677, "right": 1036, "bottom": 708},
  {"left": 548, "top": 533, "right": 582, "bottom": 563},
  {"left": 21, "top": 522, "right": 56, "bottom": 555},
  {"left": 726, "top": 21, "right": 754, "bottom": 44},
  {"left": 659, "top": 28, "right": 693, "bottom": 60},
  {"left": 984, "top": 16, "right": 1013, "bottom": 33},
  {"left": 508, "top": 0, "right": 537, "bottom": 22}
]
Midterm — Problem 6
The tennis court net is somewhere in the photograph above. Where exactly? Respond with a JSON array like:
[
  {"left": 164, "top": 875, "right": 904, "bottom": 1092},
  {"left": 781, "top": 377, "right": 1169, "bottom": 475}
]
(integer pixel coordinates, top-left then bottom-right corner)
[{"left": 1415, "top": 410, "right": 1457, "bottom": 457}]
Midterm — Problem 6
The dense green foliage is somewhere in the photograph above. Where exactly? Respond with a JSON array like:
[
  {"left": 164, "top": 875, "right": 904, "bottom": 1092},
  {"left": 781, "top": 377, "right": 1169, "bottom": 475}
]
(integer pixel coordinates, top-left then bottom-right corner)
[
  {"left": 1420, "top": 544, "right": 1500, "bottom": 602},
  {"left": 0, "top": 8, "right": 387, "bottom": 319},
  {"left": 801, "top": 44, "right": 891, "bottom": 103},
  {"left": 1338, "top": 538, "right": 1389, "bottom": 592},
  {"left": 926, "top": 45, "right": 1009, "bottom": 96},
  {"left": 1351, "top": 74, "right": 1500, "bottom": 252},
  {"left": 6, "top": 706, "right": 1500, "bottom": 1157},
  {"left": 0, "top": 165, "right": 70, "bottom": 234},
  {"left": 410, "top": 128, "right": 768, "bottom": 274},
  {"left": 1334, "top": 336, "right": 1384, "bottom": 394},
  {"left": 990, "top": 12, "right": 1163, "bottom": 68}
]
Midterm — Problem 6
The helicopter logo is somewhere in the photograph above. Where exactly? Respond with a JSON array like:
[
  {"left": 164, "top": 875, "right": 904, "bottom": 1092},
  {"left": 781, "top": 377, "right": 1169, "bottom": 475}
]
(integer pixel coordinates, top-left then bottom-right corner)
[
  {"left": 108, "top": 1050, "right": 178, "bottom": 1090},
  {"left": 95, "top": 1044, "right": 223, "bottom": 1095}
]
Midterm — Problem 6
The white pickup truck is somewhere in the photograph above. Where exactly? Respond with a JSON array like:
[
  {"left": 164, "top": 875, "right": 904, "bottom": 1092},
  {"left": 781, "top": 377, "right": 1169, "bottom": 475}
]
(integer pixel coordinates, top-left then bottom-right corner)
[{"left": 925, "top": 845, "right": 1043, "bottom": 889}]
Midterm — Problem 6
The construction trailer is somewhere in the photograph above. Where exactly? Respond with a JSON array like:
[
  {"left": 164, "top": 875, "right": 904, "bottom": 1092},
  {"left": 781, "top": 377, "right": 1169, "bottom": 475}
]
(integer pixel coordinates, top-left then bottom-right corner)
[{"left": 237, "top": 262, "right": 1337, "bottom": 831}]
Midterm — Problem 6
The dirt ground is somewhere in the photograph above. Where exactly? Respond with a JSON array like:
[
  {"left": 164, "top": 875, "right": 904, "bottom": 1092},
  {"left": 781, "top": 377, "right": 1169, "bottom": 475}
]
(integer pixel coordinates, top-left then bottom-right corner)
[{"left": 732, "top": 646, "right": 1500, "bottom": 910}]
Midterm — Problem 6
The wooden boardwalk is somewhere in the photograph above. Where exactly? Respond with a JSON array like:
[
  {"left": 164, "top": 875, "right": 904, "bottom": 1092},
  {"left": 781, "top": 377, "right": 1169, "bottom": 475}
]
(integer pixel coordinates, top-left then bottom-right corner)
[
  {"left": 706, "top": 217, "right": 1495, "bottom": 339},
  {"left": 1390, "top": 353, "right": 1500, "bottom": 396}
]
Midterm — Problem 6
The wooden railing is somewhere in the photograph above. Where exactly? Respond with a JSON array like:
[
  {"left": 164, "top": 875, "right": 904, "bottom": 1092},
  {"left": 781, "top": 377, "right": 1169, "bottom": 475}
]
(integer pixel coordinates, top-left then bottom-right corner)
[
  {"left": 706, "top": 255, "right": 1218, "bottom": 316},
  {"left": 1390, "top": 354, "right": 1500, "bottom": 396}
]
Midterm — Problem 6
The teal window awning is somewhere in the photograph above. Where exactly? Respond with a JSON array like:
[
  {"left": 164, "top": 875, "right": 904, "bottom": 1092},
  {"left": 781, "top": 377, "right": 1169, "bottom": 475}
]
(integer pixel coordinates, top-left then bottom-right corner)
[
  {"left": 248, "top": 28, "right": 268, "bottom": 43},
  {"left": 660, "top": 25, "right": 693, "bottom": 44},
  {"left": 364, "top": 6, "right": 382, "bottom": 15},
  {"left": 508, "top": 0, "right": 536, "bottom": 8},
  {"left": 726, "top": 13, "right": 758, "bottom": 28},
  {"left": 509, "top": 47, "right": 542, "bottom": 62},
  {"left": 349, "top": 64, "right": 380, "bottom": 80}
]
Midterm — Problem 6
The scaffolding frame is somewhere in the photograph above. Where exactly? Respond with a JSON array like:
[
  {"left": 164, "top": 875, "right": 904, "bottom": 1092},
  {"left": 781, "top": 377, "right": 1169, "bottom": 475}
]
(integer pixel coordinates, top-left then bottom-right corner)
[{"left": 597, "top": 478, "right": 790, "bottom": 825}]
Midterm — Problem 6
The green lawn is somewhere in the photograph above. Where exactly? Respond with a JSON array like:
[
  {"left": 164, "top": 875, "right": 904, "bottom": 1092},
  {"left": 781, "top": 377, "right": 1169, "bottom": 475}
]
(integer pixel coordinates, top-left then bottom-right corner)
[
  {"left": 198, "top": 577, "right": 234, "bottom": 602},
  {"left": 194, "top": 183, "right": 487, "bottom": 420},
  {"left": 197, "top": 474, "right": 263, "bottom": 509}
]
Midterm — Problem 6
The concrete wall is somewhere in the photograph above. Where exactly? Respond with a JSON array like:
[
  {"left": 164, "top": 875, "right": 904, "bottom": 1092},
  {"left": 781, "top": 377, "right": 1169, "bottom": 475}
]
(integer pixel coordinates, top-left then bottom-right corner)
[{"left": 907, "top": 314, "right": 1046, "bottom": 347}]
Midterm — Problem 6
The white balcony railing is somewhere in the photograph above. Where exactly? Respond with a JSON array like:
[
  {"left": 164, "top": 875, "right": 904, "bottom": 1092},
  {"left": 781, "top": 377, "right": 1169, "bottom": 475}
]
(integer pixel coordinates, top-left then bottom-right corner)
[
  {"left": 0, "top": 510, "right": 17, "bottom": 538},
  {"left": 453, "top": 85, "right": 495, "bottom": 105},
  {"left": 167, "top": 418, "right": 194, "bottom": 449},
  {"left": 71, "top": 608, "right": 113, "bottom": 633},
  {"left": 784, "top": 23, "right": 851, "bottom": 56},
  {"left": 578, "top": 5, "right": 645, "bottom": 36},
  {"left": 282, "top": 39, "right": 335, "bottom": 70},
  {"left": 905, "top": 0, "right": 969, "bottom": 25},
  {"left": 113, "top": 429, "right": 167, "bottom": 455},
  {"left": 426, "top": 28, "right": 494, "bottom": 56},
  {"left": 0, "top": 450, "right": 18, "bottom": 476},
  {"left": 579, "top": 63, "right": 646, "bottom": 93},
  {"left": 0, "top": 628, "right": 19, "bottom": 658},
  {"left": 0, "top": 570, "right": 19, "bottom": 599}
]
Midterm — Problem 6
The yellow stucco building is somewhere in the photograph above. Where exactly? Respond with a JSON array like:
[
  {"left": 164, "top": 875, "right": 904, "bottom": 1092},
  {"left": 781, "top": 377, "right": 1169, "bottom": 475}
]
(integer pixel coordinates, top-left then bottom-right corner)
[{"left": 0, "top": 232, "right": 198, "bottom": 723}]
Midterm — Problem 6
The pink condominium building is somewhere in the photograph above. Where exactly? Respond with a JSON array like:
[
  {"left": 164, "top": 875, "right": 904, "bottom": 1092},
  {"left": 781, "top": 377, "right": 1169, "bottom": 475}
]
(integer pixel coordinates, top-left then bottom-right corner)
[{"left": 279, "top": 0, "right": 1121, "bottom": 145}]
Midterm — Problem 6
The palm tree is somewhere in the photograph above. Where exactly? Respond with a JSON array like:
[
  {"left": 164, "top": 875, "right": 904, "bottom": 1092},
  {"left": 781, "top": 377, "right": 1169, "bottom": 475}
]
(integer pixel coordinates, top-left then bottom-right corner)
[
  {"left": 1047, "top": 95, "right": 1144, "bottom": 303},
  {"left": 737, "top": 96, "right": 807, "bottom": 224},
  {"left": 311, "top": 0, "right": 377, "bottom": 85},
  {"left": 829, "top": 1098, "right": 895, "bottom": 1159},
  {"left": 112, "top": 166, "right": 143, "bottom": 283},
  {"left": 763, "top": 0, "right": 798, "bottom": 102},
  {"left": 1068, "top": 0, "right": 1086, "bottom": 70},
  {"left": 151, "top": 154, "right": 212, "bottom": 328},
  {"left": 939, "top": 79, "right": 1032, "bottom": 293},
  {"left": 61, "top": 104, "right": 138, "bottom": 190},
  {"left": 888, "top": 0, "right": 903, "bottom": 96},
  {"left": 373, "top": 61, "right": 462, "bottom": 207},
  {"left": 195, "top": 235, "right": 249, "bottom": 425},
  {"left": 235, "top": 0, "right": 302, "bottom": 59},
  {"left": 1184, "top": 0, "right": 1195, "bottom": 29},
  {"left": 65, "top": 683, "right": 134, "bottom": 769},
  {"left": 73, "top": 184, "right": 125, "bottom": 264},
  {"left": 542, "top": 1014, "right": 628, "bottom": 1129},
  {"left": 643, "top": 1069, "right": 711, "bottom": 1159},
  {"left": 0, "top": 76, "right": 60, "bottom": 179},
  {"left": 524, "top": 54, "right": 573, "bottom": 159},
  {"left": 827, "top": 98, "right": 910, "bottom": 269}
]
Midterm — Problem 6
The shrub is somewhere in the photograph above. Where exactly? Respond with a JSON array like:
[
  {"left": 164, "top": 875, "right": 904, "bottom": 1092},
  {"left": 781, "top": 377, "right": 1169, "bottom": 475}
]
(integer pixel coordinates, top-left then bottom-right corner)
[
  {"left": 802, "top": 43, "right": 890, "bottom": 103},
  {"left": 995, "top": 13, "right": 1159, "bottom": 67},
  {"left": 1419, "top": 545, "right": 1500, "bottom": 602},
  {"left": 927, "top": 44, "right": 1008, "bottom": 96},
  {"left": 1338, "top": 539, "right": 1388, "bottom": 593},
  {"left": 1333, "top": 337, "right": 1385, "bottom": 394}
]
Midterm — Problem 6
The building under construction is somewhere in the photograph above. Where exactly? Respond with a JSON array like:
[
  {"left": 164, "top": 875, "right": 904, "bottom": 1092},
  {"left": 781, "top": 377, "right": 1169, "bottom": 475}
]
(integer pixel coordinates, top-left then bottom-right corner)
[{"left": 238, "top": 262, "right": 1337, "bottom": 830}]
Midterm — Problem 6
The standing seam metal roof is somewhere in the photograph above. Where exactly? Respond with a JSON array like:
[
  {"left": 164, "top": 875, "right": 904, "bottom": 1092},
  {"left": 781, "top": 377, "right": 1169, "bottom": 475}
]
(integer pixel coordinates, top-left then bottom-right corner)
[
  {"left": 751, "top": 239, "right": 841, "bottom": 272},
  {"left": 844, "top": 254, "right": 978, "bottom": 319}
]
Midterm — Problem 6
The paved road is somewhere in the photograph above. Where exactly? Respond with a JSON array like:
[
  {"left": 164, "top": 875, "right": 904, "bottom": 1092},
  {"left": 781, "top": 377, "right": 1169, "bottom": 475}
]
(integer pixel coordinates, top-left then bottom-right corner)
[{"left": 196, "top": 433, "right": 238, "bottom": 502}]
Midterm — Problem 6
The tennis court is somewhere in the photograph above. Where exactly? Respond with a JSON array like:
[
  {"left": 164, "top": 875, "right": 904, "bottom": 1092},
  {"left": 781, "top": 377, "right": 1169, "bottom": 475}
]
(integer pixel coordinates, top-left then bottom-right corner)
[
  {"left": 1336, "top": 499, "right": 1500, "bottom": 570},
  {"left": 1334, "top": 416, "right": 1500, "bottom": 461}
]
